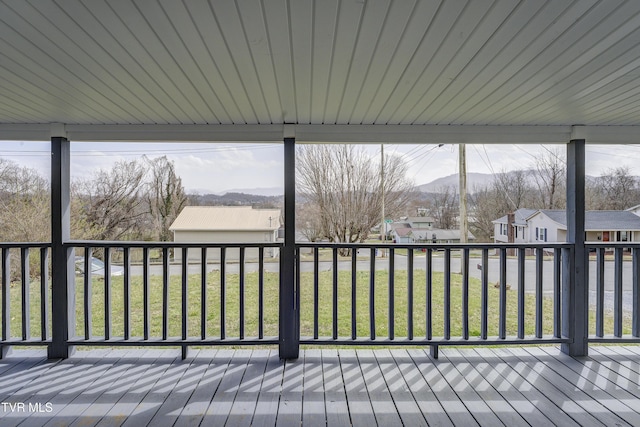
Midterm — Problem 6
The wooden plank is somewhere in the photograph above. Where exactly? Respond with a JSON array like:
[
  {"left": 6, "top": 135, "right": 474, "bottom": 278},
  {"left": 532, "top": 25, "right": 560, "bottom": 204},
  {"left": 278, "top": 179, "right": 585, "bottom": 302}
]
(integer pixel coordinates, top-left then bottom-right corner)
[
  {"left": 534, "top": 346, "right": 640, "bottom": 418},
  {"left": 92, "top": 350, "right": 181, "bottom": 427},
  {"left": 0, "top": 352, "right": 57, "bottom": 401},
  {"left": 373, "top": 349, "right": 427, "bottom": 426},
  {"left": 592, "top": 346, "right": 640, "bottom": 377},
  {"left": 476, "top": 347, "right": 604, "bottom": 427},
  {"left": 390, "top": 349, "right": 453, "bottom": 427},
  {"left": 504, "top": 347, "right": 633, "bottom": 426},
  {"left": 172, "top": 349, "right": 230, "bottom": 427},
  {"left": 426, "top": 349, "right": 503, "bottom": 427},
  {"left": 579, "top": 346, "right": 640, "bottom": 389},
  {"left": 301, "top": 349, "right": 326, "bottom": 427},
  {"left": 275, "top": 351, "right": 304, "bottom": 426},
  {"left": 407, "top": 349, "right": 480, "bottom": 427},
  {"left": 145, "top": 350, "right": 215, "bottom": 427},
  {"left": 61, "top": 349, "right": 156, "bottom": 427},
  {"left": 250, "top": 350, "right": 284, "bottom": 427},
  {"left": 339, "top": 349, "right": 376, "bottom": 427},
  {"left": 449, "top": 348, "right": 550, "bottom": 427},
  {"left": 468, "top": 347, "right": 576, "bottom": 426},
  {"left": 98, "top": 349, "right": 178, "bottom": 427},
  {"left": 8, "top": 349, "right": 122, "bottom": 427},
  {"left": 357, "top": 349, "right": 404, "bottom": 427},
  {"left": 225, "top": 349, "right": 271, "bottom": 427},
  {"left": 199, "top": 350, "right": 250, "bottom": 426},
  {"left": 321, "top": 350, "right": 350, "bottom": 427}
]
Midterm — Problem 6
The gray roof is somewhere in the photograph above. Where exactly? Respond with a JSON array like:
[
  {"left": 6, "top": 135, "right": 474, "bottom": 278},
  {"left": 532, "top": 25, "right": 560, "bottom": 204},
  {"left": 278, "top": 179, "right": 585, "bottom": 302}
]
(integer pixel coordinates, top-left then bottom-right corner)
[
  {"left": 493, "top": 208, "right": 538, "bottom": 226},
  {"left": 537, "top": 210, "right": 640, "bottom": 231}
]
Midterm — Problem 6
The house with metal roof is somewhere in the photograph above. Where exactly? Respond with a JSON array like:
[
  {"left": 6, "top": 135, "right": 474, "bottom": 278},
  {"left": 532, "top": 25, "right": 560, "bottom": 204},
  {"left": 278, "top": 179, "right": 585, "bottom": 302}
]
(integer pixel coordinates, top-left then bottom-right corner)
[{"left": 170, "top": 206, "right": 281, "bottom": 261}]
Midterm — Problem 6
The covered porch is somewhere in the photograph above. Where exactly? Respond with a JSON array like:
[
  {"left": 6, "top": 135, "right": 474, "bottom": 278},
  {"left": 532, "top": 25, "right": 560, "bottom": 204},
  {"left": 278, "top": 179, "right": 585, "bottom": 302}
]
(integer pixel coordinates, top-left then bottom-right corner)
[{"left": 3, "top": 0, "right": 640, "bottom": 423}]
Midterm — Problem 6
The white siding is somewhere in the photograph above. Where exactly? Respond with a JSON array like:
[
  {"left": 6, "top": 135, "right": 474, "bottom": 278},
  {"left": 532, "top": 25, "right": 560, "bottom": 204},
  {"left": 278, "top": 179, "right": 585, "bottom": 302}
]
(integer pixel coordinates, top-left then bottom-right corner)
[{"left": 527, "top": 213, "right": 563, "bottom": 244}]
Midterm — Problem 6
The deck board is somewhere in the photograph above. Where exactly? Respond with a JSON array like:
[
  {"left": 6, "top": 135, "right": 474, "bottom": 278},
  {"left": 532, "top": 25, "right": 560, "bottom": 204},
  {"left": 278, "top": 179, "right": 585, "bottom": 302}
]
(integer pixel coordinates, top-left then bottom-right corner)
[
  {"left": 1, "top": 346, "right": 640, "bottom": 425},
  {"left": 250, "top": 350, "right": 283, "bottom": 427},
  {"left": 408, "top": 349, "right": 481, "bottom": 427},
  {"left": 225, "top": 349, "right": 271, "bottom": 427},
  {"left": 374, "top": 349, "right": 428, "bottom": 427},
  {"left": 505, "top": 347, "right": 633, "bottom": 427},
  {"left": 339, "top": 349, "right": 377, "bottom": 427},
  {"left": 445, "top": 348, "right": 531, "bottom": 427},
  {"left": 391, "top": 349, "right": 454, "bottom": 427},
  {"left": 321, "top": 350, "right": 350, "bottom": 427},
  {"left": 199, "top": 349, "right": 249, "bottom": 426},
  {"left": 467, "top": 348, "right": 575, "bottom": 427}
]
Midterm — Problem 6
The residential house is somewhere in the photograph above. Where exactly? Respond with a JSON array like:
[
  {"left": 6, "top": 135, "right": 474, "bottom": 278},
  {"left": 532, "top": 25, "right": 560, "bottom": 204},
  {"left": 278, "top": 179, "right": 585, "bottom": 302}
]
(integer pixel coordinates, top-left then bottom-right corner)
[
  {"left": 406, "top": 216, "right": 436, "bottom": 229},
  {"left": 170, "top": 206, "right": 281, "bottom": 261},
  {"left": 493, "top": 209, "right": 640, "bottom": 244},
  {"left": 492, "top": 208, "right": 537, "bottom": 243},
  {"left": 393, "top": 227, "right": 475, "bottom": 244}
]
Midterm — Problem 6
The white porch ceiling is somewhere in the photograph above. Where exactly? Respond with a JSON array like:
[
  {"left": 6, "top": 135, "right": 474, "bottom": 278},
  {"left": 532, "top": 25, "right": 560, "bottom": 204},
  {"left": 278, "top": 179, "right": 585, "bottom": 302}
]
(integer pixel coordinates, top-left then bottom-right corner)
[{"left": 1, "top": 0, "right": 640, "bottom": 143}]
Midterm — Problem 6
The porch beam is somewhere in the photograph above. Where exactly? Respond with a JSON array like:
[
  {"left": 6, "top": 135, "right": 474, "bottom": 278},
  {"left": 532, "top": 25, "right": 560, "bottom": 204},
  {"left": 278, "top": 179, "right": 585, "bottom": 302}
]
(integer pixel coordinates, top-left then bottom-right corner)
[
  {"left": 2, "top": 124, "right": 640, "bottom": 144},
  {"left": 279, "top": 136, "right": 299, "bottom": 359},
  {"left": 562, "top": 139, "right": 588, "bottom": 356},
  {"left": 48, "top": 137, "right": 75, "bottom": 359}
]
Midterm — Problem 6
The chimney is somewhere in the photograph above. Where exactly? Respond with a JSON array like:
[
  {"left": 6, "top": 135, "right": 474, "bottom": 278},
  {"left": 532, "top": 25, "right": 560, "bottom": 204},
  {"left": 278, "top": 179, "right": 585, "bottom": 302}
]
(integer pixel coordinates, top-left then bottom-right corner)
[
  {"left": 507, "top": 212, "right": 515, "bottom": 256},
  {"left": 507, "top": 212, "right": 515, "bottom": 243}
]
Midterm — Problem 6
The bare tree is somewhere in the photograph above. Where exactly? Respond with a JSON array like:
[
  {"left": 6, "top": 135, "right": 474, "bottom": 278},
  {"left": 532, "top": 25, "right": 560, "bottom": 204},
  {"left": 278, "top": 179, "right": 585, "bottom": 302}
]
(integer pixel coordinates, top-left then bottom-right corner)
[
  {"left": 428, "top": 185, "right": 458, "bottom": 229},
  {"left": 493, "top": 169, "right": 533, "bottom": 210},
  {"left": 532, "top": 147, "right": 566, "bottom": 209},
  {"left": 144, "top": 156, "right": 187, "bottom": 241},
  {"left": 296, "top": 145, "right": 413, "bottom": 252},
  {"left": 590, "top": 166, "right": 639, "bottom": 210},
  {"left": 0, "top": 158, "right": 50, "bottom": 242},
  {"left": 74, "top": 159, "right": 147, "bottom": 240},
  {"left": 469, "top": 184, "right": 502, "bottom": 241}
]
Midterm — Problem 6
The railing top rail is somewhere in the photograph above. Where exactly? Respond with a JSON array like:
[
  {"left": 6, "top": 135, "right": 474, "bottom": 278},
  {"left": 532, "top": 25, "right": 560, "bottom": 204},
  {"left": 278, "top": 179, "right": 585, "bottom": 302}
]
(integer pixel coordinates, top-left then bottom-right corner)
[
  {"left": 585, "top": 242, "right": 640, "bottom": 248},
  {"left": 296, "top": 242, "right": 572, "bottom": 249},
  {"left": 0, "top": 242, "right": 51, "bottom": 248},
  {"left": 64, "top": 240, "right": 283, "bottom": 249}
]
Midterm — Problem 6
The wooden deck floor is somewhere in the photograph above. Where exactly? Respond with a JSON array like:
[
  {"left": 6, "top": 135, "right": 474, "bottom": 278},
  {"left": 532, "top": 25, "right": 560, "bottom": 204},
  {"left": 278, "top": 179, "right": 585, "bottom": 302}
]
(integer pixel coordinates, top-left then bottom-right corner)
[{"left": 1, "top": 346, "right": 640, "bottom": 426}]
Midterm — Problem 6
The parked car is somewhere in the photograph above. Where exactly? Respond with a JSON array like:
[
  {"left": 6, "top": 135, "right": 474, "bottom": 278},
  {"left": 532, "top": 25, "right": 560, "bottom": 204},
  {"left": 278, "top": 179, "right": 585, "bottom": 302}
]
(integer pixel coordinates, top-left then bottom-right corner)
[{"left": 74, "top": 256, "right": 124, "bottom": 277}]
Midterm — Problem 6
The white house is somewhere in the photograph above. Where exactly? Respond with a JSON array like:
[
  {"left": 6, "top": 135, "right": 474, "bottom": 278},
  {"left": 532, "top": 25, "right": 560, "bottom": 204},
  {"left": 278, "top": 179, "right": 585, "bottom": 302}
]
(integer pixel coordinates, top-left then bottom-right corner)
[
  {"left": 493, "top": 209, "right": 640, "bottom": 244},
  {"left": 170, "top": 206, "right": 281, "bottom": 261},
  {"left": 406, "top": 216, "right": 435, "bottom": 229},
  {"left": 492, "top": 208, "right": 537, "bottom": 244}
]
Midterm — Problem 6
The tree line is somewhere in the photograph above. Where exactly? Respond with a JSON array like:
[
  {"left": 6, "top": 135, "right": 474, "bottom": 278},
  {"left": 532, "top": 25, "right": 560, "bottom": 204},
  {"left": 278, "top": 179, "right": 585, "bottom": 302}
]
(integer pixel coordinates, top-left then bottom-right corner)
[
  {"left": 0, "top": 156, "right": 187, "bottom": 243},
  {"left": 432, "top": 148, "right": 640, "bottom": 241}
]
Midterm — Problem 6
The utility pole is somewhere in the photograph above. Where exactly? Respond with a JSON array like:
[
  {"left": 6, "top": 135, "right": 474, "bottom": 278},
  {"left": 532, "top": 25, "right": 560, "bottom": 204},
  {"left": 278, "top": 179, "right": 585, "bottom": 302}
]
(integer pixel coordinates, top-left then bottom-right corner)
[
  {"left": 459, "top": 144, "right": 468, "bottom": 274},
  {"left": 381, "top": 144, "right": 385, "bottom": 257}
]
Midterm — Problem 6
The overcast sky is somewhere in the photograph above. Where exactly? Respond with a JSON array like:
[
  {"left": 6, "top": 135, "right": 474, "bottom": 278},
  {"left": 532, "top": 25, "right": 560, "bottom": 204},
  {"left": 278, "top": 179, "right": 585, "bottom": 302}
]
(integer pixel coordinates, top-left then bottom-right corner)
[{"left": 1, "top": 140, "right": 639, "bottom": 194}]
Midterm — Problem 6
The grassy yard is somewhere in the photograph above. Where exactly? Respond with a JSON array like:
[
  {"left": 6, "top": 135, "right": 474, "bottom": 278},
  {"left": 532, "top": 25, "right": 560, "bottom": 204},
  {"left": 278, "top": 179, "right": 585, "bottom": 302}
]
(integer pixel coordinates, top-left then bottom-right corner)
[{"left": 4, "top": 269, "right": 630, "bottom": 342}]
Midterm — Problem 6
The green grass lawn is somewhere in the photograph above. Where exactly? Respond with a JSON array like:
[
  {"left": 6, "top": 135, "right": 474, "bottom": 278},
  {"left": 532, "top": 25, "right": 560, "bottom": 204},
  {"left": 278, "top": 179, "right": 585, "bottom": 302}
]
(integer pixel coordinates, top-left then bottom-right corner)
[{"left": 5, "top": 269, "right": 630, "bottom": 342}]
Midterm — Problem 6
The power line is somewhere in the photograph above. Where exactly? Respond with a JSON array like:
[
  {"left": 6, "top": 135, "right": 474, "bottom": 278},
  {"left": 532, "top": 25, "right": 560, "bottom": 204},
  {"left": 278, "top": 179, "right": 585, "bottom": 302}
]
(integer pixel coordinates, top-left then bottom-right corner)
[{"left": 0, "top": 143, "right": 282, "bottom": 157}]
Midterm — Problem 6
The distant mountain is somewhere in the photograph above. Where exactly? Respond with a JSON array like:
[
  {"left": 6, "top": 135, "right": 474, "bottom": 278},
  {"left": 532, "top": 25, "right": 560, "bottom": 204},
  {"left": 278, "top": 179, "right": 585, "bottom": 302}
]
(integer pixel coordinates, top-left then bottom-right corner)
[
  {"left": 187, "top": 192, "right": 282, "bottom": 207},
  {"left": 417, "top": 172, "right": 496, "bottom": 193},
  {"left": 219, "top": 186, "right": 283, "bottom": 197}
]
